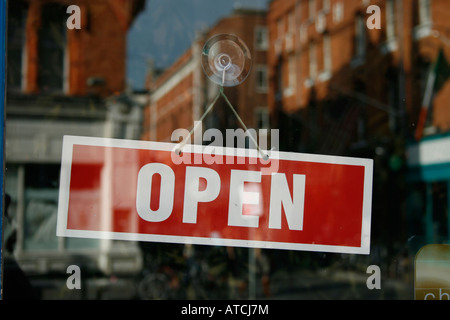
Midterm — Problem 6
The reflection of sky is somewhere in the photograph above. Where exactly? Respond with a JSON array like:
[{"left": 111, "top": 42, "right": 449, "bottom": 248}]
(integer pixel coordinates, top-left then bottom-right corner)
[{"left": 126, "top": 0, "right": 269, "bottom": 90}]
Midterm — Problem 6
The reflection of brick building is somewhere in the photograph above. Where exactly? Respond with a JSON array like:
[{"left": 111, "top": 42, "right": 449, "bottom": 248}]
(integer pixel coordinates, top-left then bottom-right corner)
[
  {"left": 142, "top": 42, "right": 204, "bottom": 142},
  {"left": 142, "top": 8, "right": 269, "bottom": 142},
  {"left": 268, "top": 0, "right": 450, "bottom": 152},
  {"left": 268, "top": 0, "right": 450, "bottom": 252},
  {"left": 7, "top": 0, "right": 145, "bottom": 96},
  {"left": 5, "top": 0, "right": 146, "bottom": 295}
]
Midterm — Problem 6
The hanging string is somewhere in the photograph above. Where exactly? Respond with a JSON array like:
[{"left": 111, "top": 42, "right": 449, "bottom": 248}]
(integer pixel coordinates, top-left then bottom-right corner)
[
  {"left": 219, "top": 87, "right": 269, "bottom": 160},
  {"left": 174, "top": 91, "right": 221, "bottom": 155},
  {"left": 175, "top": 86, "right": 269, "bottom": 160}
]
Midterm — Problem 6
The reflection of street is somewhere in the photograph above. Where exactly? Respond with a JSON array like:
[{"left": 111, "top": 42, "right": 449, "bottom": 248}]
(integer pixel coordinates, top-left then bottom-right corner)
[
  {"left": 262, "top": 269, "right": 413, "bottom": 300},
  {"left": 134, "top": 243, "right": 273, "bottom": 300},
  {"left": 134, "top": 243, "right": 414, "bottom": 300}
]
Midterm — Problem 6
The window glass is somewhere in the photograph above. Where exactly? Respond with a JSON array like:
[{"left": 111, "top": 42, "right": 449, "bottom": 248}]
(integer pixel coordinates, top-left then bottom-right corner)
[
  {"left": 37, "top": 3, "right": 67, "bottom": 93},
  {"left": 2, "top": 0, "right": 450, "bottom": 303},
  {"left": 6, "top": 1, "right": 27, "bottom": 91}
]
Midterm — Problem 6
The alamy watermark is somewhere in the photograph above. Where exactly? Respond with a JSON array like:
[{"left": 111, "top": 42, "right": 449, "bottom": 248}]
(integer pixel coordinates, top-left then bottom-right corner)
[
  {"left": 66, "top": 5, "right": 81, "bottom": 30},
  {"left": 66, "top": 4, "right": 385, "bottom": 31},
  {"left": 170, "top": 122, "right": 280, "bottom": 174},
  {"left": 66, "top": 265, "right": 81, "bottom": 290},
  {"left": 366, "top": 5, "right": 382, "bottom": 30},
  {"left": 366, "top": 265, "right": 381, "bottom": 290}
]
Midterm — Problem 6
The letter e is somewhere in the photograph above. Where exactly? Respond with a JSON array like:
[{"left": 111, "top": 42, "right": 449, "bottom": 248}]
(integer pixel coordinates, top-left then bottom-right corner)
[{"left": 228, "top": 170, "right": 261, "bottom": 228}]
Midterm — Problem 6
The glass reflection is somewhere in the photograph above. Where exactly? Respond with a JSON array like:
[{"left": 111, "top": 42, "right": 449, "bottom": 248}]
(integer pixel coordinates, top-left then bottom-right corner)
[{"left": 3, "top": 0, "right": 450, "bottom": 300}]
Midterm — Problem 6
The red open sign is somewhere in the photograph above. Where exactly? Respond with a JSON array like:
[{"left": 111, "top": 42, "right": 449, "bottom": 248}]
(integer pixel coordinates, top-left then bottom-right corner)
[{"left": 57, "top": 136, "right": 373, "bottom": 254}]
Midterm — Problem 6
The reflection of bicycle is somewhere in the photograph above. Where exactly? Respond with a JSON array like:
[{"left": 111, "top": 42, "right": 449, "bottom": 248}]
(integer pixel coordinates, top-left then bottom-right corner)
[
  {"left": 136, "top": 245, "right": 186, "bottom": 300},
  {"left": 137, "top": 257, "right": 185, "bottom": 300},
  {"left": 185, "top": 258, "right": 219, "bottom": 299},
  {"left": 137, "top": 266, "right": 183, "bottom": 300},
  {"left": 136, "top": 244, "right": 269, "bottom": 300},
  {"left": 138, "top": 272, "right": 169, "bottom": 300}
]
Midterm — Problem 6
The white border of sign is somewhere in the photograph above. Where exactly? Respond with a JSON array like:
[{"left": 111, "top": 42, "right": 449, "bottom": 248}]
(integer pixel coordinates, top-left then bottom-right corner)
[{"left": 57, "top": 135, "right": 373, "bottom": 255}]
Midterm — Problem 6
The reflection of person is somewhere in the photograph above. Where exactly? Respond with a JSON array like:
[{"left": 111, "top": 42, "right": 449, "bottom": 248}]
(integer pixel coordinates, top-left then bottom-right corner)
[
  {"left": 255, "top": 248, "right": 271, "bottom": 297},
  {"left": 3, "top": 194, "right": 34, "bottom": 299},
  {"left": 226, "top": 246, "right": 247, "bottom": 297},
  {"left": 226, "top": 246, "right": 271, "bottom": 298}
]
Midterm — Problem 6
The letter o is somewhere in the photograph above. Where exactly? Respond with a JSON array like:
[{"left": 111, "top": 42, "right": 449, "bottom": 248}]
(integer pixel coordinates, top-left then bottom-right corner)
[{"left": 136, "top": 163, "right": 175, "bottom": 222}]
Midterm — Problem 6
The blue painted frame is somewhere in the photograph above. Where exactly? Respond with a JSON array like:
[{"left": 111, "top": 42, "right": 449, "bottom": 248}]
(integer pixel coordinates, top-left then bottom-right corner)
[
  {"left": 0, "top": 0, "right": 6, "bottom": 300},
  {"left": 407, "top": 132, "right": 450, "bottom": 182}
]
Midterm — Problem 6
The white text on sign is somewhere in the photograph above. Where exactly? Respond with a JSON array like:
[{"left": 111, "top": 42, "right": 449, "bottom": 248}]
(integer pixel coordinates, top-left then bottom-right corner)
[{"left": 136, "top": 164, "right": 306, "bottom": 230}]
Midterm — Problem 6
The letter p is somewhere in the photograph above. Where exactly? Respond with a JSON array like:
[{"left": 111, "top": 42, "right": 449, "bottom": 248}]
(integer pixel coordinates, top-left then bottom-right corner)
[{"left": 183, "top": 167, "right": 221, "bottom": 224}]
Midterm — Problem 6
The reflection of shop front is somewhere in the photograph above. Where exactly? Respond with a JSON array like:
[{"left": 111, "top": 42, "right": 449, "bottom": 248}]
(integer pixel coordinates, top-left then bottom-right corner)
[
  {"left": 407, "top": 134, "right": 450, "bottom": 247},
  {"left": 4, "top": 94, "right": 144, "bottom": 298}
]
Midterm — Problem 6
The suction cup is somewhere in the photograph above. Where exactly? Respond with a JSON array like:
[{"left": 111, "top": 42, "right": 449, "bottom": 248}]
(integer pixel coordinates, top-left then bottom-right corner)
[{"left": 202, "top": 34, "right": 252, "bottom": 87}]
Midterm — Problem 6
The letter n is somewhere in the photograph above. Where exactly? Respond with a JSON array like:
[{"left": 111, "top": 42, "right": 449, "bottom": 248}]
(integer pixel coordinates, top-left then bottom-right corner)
[
  {"left": 67, "top": 5, "right": 81, "bottom": 30},
  {"left": 268, "top": 173, "right": 305, "bottom": 231},
  {"left": 66, "top": 265, "right": 81, "bottom": 289}
]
